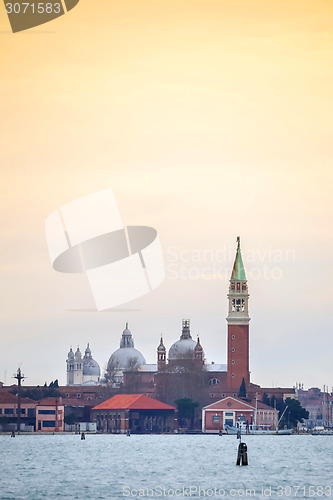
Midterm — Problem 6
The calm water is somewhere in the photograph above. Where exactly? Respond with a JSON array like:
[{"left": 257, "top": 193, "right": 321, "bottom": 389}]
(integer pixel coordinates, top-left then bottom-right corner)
[{"left": 0, "top": 434, "right": 332, "bottom": 500}]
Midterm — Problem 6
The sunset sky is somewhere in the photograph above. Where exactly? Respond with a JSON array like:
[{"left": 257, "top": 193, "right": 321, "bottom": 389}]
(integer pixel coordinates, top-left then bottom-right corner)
[{"left": 0, "top": 0, "right": 332, "bottom": 389}]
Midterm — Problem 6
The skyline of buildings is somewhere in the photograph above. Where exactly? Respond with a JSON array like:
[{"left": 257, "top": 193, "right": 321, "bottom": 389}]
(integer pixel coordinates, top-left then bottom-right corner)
[{"left": 1, "top": 231, "right": 331, "bottom": 391}]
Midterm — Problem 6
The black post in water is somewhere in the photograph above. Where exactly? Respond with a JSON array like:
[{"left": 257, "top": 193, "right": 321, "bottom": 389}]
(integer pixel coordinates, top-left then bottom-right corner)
[
  {"left": 236, "top": 427, "right": 248, "bottom": 466},
  {"left": 13, "top": 368, "right": 25, "bottom": 433},
  {"left": 81, "top": 432, "right": 85, "bottom": 440}
]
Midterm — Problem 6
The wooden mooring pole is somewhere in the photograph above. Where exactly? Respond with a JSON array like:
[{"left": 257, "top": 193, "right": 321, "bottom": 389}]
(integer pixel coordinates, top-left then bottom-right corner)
[{"left": 236, "top": 428, "right": 248, "bottom": 466}]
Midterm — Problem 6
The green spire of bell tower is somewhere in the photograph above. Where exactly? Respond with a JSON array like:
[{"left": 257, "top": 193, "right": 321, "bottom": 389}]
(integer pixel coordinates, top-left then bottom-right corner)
[{"left": 231, "top": 236, "right": 246, "bottom": 281}]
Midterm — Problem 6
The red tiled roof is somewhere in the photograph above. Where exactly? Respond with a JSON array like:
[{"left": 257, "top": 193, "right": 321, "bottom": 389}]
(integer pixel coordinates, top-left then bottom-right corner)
[
  {"left": 0, "top": 390, "right": 18, "bottom": 404},
  {"left": 37, "top": 397, "right": 63, "bottom": 406},
  {"left": 0, "top": 390, "right": 35, "bottom": 405},
  {"left": 204, "top": 396, "right": 278, "bottom": 412},
  {"left": 92, "top": 394, "right": 176, "bottom": 411},
  {"left": 203, "top": 396, "right": 255, "bottom": 411},
  {"left": 21, "top": 397, "right": 37, "bottom": 404}
]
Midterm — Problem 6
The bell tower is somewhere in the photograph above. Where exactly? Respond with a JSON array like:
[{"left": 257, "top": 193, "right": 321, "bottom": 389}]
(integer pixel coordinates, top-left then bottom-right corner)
[
  {"left": 227, "top": 237, "right": 250, "bottom": 390},
  {"left": 157, "top": 337, "right": 166, "bottom": 371}
]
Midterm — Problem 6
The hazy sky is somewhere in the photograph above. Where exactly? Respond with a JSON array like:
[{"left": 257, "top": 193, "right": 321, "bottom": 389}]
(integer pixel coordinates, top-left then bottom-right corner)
[{"left": 0, "top": 0, "right": 332, "bottom": 389}]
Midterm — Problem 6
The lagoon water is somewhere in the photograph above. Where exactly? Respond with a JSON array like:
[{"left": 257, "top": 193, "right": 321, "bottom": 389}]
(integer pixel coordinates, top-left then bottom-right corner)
[{"left": 0, "top": 434, "right": 332, "bottom": 500}]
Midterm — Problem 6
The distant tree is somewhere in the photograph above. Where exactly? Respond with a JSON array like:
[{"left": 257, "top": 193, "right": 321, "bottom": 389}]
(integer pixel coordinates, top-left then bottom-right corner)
[
  {"left": 262, "top": 393, "right": 270, "bottom": 406},
  {"left": 18, "top": 386, "right": 61, "bottom": 401},
  {"left": 155, "top": 359, "right": 206, "bottom": 411},
  {"left": 53, "top": 380, "right": 59, "bottom": 388},
  {"left": 281, "top": 398, "right": 309, "bottom": 428},
  {"left": 175, "top": 397, "right": 199, "bottom": 430},
  {"left": 64, "top": 413, "right": 77, "bottom": 426},
  {"left": 238, "top": 378, "right": 246, "bottom": 398},
  {"left": 270, "top": 397, "right": 309, "bottom": 428},
  {"left": 270, "top": 395, "right": 277, "bottom": 409}
]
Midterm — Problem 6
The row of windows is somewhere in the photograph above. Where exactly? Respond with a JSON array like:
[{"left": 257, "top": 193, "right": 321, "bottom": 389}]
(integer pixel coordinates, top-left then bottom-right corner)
[
  {"left": 213, "top": 414, "right": 247, "bottom": 423},
  {"left": 231, "top": 298, "right": 245, "bottom": 312},
  {"left": 210, "top": 393, "right": 237, "bottom": 398},
  {"left": 64, "top": 393, "right": 97, "bottom": 401},
  {"left": 68, "top": 364, "right": 82, "bottom": 370},
  {"left": 0, "top": 408, "right": 27, "bottom": 415},
  {"left": 97, "top": 414, "right": 121, "bottom": 420},
  {"left": 38, "top": 410, "right": 56, "bottom": 415},
  {"left": 230, "top": 283, "right": 247, "bottom": 291}
]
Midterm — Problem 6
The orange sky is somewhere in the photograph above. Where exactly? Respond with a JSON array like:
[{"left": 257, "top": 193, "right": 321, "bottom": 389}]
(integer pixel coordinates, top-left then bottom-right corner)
[{"left": 0, "top": 0, "right": 332, "bottom": 387}]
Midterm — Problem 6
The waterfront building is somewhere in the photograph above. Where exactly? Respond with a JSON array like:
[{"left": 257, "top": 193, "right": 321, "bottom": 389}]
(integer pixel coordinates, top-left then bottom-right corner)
[
  {"left": 297, "top": 386, "right": 333, "bottom": 429},
  {"left": 36, "top": 397, "right": 64, "bottom": 432},
  {"left": 0, "top": 389, "right": 36, "bottom": 432},
  {"left": 202, "top": 396, "right": 278, "bottom": 433},
  {"left": 92, "top": 394, "right": 177, "bottom": 434}
]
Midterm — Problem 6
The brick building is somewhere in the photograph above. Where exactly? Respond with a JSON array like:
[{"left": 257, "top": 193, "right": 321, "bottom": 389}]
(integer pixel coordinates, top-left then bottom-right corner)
[
  {"left": 202, "top": 396, "right": 278, "bottom": 433},
  {"left": 36, "top": 398, "right": 64, "bottom": 432},
  {"left": 92, "top": 394, "right": 177, "bottom": 433}
]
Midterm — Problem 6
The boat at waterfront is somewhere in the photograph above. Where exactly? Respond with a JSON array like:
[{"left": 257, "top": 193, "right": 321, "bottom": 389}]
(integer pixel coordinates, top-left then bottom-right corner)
[
  {"left": 224, "top": 424, "right": 292, "bottom": 435},
  {"left": 311, "top": 430, "right": 333, "bottom": 435}
]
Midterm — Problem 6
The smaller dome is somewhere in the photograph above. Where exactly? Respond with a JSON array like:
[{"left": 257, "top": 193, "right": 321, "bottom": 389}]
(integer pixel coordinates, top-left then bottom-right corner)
[
  {"left": 74, "top": 347, "right": 82, "bottom": 360},
  {"left": 83, "top": 358, "right": 100, "bottom": 376},
  {"left": 83, "top": 343, "right": 100, "bottom": 376},
  {"left": 67, "top": 347, "right": 74, "bottom": 360}
]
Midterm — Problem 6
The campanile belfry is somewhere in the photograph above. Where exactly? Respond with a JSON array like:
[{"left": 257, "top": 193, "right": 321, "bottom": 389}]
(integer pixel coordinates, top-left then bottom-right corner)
[{"left": 227, "top": 237, "right": 250, "bottom": 390}]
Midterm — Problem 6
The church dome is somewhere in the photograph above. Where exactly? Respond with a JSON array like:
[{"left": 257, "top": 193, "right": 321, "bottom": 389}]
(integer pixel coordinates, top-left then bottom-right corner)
[
  {"left": 168, "top": 319, "right": 202, "bottom": 361},
  {"left": 108, "top": 347, "right": 146, "bottom": 371},
  {"left": 74, "top": 347, "right": 82, "bottom": 361},
  {"left": 82, "top": 343, "right": 100, "bottom": 376},
  {"left": 67, "top": 347, "right": 74, "bottom": 361},
  {"left": 168, "top": 338, "right": 197, "bottom": 360},
  {"left": 83, "top": 357, "right": 100, "bottom": 376},
  {"left": 107, "top": 324, "right": 146, "bottom": 373}
]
